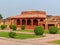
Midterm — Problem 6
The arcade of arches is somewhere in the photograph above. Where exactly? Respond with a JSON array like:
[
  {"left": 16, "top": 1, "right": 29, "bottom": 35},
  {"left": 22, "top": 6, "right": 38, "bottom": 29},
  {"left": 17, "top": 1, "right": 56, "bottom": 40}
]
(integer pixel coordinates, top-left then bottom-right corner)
[
  {"left": 15, "top": 18, "right": 45, "bottom": 29},
  {"left": 17, "top": 19, "right": 40, "bottom": 26}
]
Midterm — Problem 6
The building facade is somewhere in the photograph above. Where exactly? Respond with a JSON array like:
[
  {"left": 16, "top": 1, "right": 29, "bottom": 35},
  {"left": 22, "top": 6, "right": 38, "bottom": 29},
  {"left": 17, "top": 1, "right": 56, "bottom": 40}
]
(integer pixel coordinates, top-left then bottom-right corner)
[{"left": 0, "top": 11, "right": 60, "bottom": 30}]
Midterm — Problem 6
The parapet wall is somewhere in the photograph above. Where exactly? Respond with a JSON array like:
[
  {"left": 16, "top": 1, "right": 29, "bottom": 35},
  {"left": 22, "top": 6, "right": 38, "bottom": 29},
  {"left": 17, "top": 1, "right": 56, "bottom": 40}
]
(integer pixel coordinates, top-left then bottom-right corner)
[{"left": 21, "top": 11, "right": 46, "bottom": 15}]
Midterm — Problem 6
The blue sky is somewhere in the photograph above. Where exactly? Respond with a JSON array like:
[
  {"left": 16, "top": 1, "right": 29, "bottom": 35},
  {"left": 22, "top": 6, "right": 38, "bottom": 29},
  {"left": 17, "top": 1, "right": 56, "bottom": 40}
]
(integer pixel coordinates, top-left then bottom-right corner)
[{"left": 0, "top": 0, "right": 60, "bottom": 18}]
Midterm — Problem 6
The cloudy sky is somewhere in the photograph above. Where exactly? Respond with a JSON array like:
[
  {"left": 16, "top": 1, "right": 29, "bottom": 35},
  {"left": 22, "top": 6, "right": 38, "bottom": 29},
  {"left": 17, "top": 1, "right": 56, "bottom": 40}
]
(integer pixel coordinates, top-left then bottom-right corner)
[{"left": 0, "top": 0, "right": 60, "bottom": 18}]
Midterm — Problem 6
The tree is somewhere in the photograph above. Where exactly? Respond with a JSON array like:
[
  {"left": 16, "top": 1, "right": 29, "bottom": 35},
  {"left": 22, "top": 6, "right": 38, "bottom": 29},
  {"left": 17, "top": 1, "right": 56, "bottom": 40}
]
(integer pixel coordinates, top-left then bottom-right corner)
[
  {"left": 9, "top": 24, "right": 17, "bottom": 30},
  {"left": 0, "top": 14, "right": 3, "bottom": 19},
  {"left": 9, "top": 31, "right": 16, "bottom": 38},
  {"left": 49, "top": 26, "right": 58, "bottom": 34},
  {"left": 34, "top": 26, "right": 44, "bottom": 35},
  {"left": 21, "top": 25, "right": 25, "bottom": 30},
  {"left": 0, "top": 24, "right": 7, "bottom": 30}
]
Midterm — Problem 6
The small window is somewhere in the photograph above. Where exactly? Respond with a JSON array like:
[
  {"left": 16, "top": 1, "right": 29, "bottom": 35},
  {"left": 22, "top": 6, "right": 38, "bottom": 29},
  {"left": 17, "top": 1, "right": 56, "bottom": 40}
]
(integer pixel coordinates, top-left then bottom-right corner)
[{"left": 40, "top": 19, "right": 43, "bottom": 21}]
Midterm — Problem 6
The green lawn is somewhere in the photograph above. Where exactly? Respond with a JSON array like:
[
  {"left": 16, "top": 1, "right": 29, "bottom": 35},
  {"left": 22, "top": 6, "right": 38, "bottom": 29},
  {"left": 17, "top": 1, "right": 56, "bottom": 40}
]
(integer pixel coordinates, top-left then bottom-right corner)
[
  {"left": 16, "top": 30, "right": 34, "bottom": 32},
  {"left": 0, "top": 32, "right": 43, "bottom": 39},
  {"left": 0, "top": 32, "right": 9, "bottom": 38},
  {"left": 44, "top": 30, "right": 49, "bottom": 34},
  {"left": 0, "top": 30, "right": 60, "bottom": 39},
  {"left": 15, "top": 30, "right": 60, "bottom": 34},
  {"left": 49, "top": 40, "right": 60, "bottom": 44},
  {"left": 16, "top": 33, "right": 43, "bottom": 39},
  {"left": 44, "top": 30, "right": 60, "bottom": 34}
]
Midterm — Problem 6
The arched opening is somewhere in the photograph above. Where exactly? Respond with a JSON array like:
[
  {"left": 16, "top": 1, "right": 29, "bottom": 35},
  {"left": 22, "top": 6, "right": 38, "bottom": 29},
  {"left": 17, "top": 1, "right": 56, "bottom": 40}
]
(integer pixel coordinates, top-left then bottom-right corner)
[
  {"left": 27, "top": 19, "right": 31, "bottom": 25},
  {"left": 17, "top": 19, "right": 20, "bottom": 25},
  {"left": 40, "top": 19, "right": 43, "bottom": 21},
  {"left": 33, "top": 19, "right": 38, "bottom": 26},
  {"left": 48, "top": 24, "right": 55, "bottom": 29},
  {"left": 22, "top": 19, "right": 26, "bottom": 25}
]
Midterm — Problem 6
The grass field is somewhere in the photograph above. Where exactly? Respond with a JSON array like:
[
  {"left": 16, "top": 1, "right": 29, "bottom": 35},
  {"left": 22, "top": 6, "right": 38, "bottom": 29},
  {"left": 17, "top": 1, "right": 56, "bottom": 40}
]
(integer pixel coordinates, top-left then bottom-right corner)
[
  {"left": 16, "top": 30, "right": 34, "bottom": 32},
  {"left": 15, "top": 30, "right": 60, "bottom": 34},
  {"left": 49, "top": 40, "right": 60, "bottom": 44},
  {"left": 0, "top": 32, "right": 43, "bottom": 39},
  {"left": 44, "top": 30, "right": 60, "bottom": 34},
  {"left": 0, "top": 30, "right": 60, "bottom": 39}
]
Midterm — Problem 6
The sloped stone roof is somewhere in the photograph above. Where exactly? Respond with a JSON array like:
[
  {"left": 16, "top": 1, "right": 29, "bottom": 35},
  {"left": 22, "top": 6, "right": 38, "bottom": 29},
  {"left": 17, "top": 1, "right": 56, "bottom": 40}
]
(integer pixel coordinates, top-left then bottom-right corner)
[{"left": 9, "top": 11, "right": 46, "bottom": 18}]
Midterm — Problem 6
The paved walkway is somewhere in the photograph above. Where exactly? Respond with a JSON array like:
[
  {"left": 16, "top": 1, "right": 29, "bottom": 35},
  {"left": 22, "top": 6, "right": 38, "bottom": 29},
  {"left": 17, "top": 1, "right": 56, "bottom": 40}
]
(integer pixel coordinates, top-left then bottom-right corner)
[{"left": 0, "top": 30, "right": 60, "bottom": 45}]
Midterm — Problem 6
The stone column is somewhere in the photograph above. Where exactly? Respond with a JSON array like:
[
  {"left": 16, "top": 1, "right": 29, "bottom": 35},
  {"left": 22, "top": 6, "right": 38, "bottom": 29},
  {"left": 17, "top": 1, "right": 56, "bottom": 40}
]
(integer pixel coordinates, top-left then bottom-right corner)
[
  {"left": 31, "top": 19, "right": 33, "bottom": 26},
  {"left": 25, "top": 19, "right": 27, "bottom": 29},
  {"left": 10, "top": 19, "right": 12, "bottom": 24},
  {"left": 38, "top": 19, "right": 40, "bottom": 26},
  {"left": 45, "top": 24, "right": 48, "bottom": 30},
  {"left": 31, "top": 19, "right": 33, "bottom": 29},
  {"left": 13, "top": 19, "right": 15, "bottom": 24},
  {"left": 45, "top": 22, "right": 48, "bottom": 30},
  {"left": 58, "top": 24, "right": 60, "bottom": 29},
  {"left": 20, "top": 19, "right": 22, "bottom": 25},
  {"left": 55, "top": 23, "right": 58, "bottom": 27},
  {"left": 25, "top": 19, "right": 27, "bottom": 26},
  {"left": 11, "top": 19, "right": 14, "bottom": 24},
  {"left": 14, "top": 19, "right": 17, "bottom": 25}
]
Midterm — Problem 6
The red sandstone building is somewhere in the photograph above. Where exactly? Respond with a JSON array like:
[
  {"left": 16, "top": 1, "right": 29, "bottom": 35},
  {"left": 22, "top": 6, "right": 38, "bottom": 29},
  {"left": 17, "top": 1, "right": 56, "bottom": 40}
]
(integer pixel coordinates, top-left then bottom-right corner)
[
  {"left": 0, "top": 10, "right": 60, "bottom": 30},
  {"left": 10, "top": 11, "right": 47, "bottom": 29}
]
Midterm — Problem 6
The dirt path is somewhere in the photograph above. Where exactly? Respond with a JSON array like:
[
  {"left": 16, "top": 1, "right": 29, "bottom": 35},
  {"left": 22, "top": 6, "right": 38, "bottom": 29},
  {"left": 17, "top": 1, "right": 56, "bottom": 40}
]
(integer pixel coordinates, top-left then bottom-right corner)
[
  {"left": 0, "top": 30, "right": 60, "bottom": 45},
  {"left": 22, "top": 34, "right": 60, "bottom": 45},
  {"left": 0, "top": 34, "right": 59, "bottom": 45}
]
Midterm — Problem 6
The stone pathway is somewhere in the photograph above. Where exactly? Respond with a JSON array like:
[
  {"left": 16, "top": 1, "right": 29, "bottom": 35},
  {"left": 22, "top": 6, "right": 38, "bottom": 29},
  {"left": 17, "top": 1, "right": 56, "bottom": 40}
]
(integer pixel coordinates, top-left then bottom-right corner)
[{"left": 0, "top": 30, "right": 60, "bottom": 45}]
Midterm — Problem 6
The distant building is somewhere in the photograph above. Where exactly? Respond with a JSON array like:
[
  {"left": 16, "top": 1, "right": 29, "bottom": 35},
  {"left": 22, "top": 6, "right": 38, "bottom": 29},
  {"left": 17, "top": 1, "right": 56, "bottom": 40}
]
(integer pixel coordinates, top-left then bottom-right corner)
[{"left": 0, "top": 11, "right": 60, "bottom": 30}]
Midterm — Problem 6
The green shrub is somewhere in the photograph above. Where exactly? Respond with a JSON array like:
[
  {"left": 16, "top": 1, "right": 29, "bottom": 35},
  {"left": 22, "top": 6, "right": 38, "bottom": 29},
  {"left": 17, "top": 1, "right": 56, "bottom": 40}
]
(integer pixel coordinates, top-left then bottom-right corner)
[
  {"left": 49, "top": 26, "right": 58, "bottom": 34},
  {"left": 34, "top": 26, "right": 44, "bottom": 35},
  {"left": 0, "top": 24, "right": 7, "bottom": 30},
  {"left": 21, "top": 25, "right": 25, "bottom": 30},
  {"left": 9, "top": 31, "right": 16, "bottom": 38},
  {"left": 9, "top": 24, "right": 17, "bottom": 30}
]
